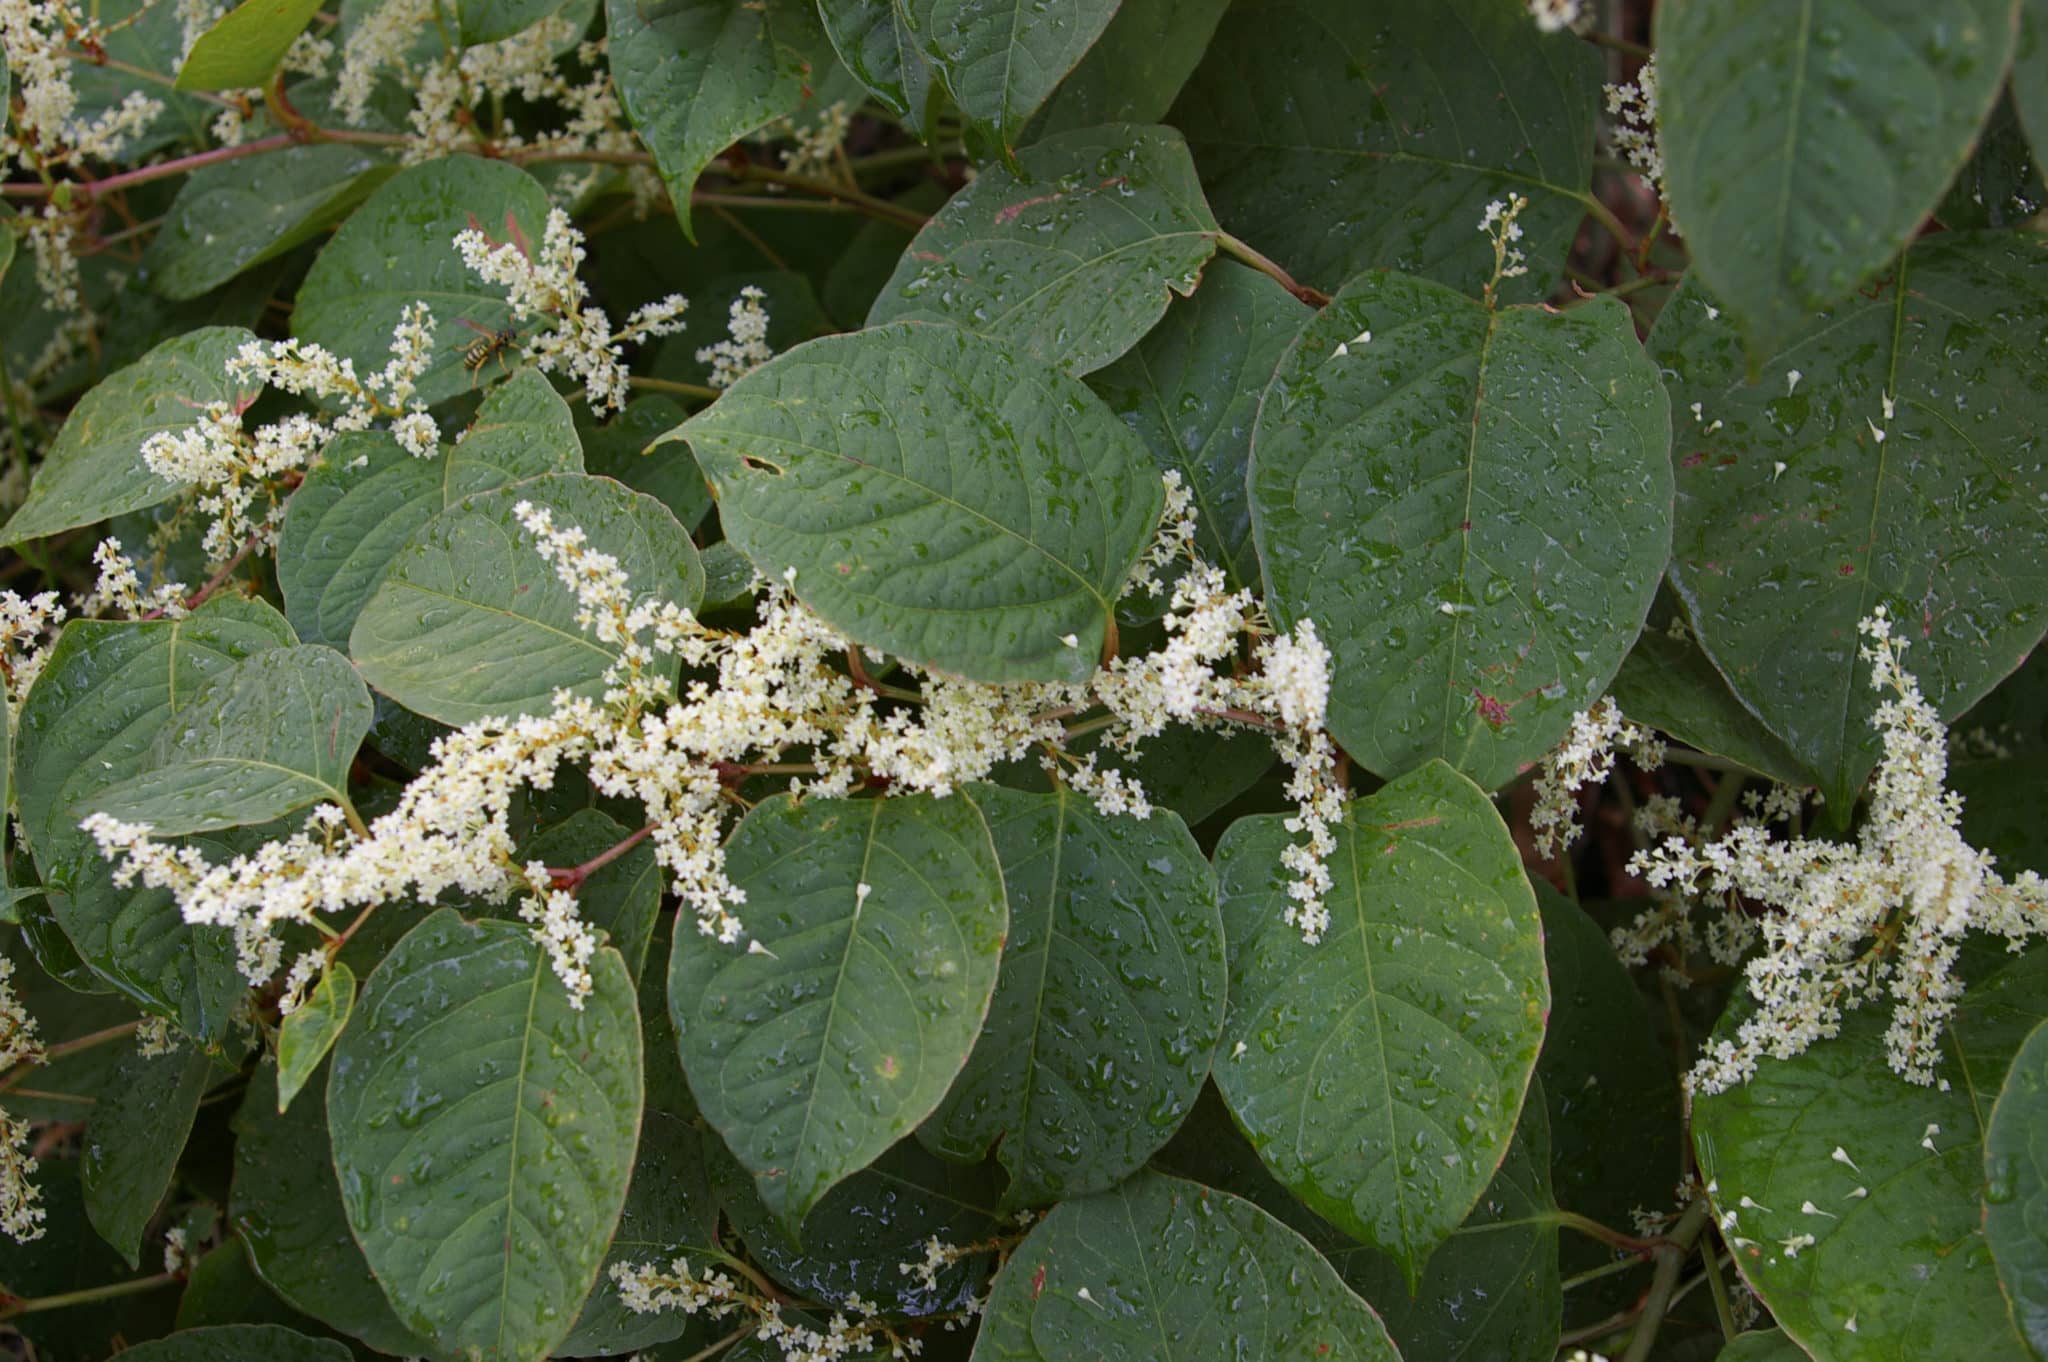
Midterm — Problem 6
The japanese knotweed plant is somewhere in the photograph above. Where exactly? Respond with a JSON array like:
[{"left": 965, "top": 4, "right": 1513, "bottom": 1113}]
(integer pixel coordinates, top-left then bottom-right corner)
[{"left": 3, "top": 0, "right": 2048, "bottom": 1360}]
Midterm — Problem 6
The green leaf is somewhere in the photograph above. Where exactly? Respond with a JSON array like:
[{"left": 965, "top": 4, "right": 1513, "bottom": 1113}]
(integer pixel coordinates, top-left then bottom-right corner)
[
  {"left": 579, "top": 395, "right": 712, "bottom": 532},
  {"left": 2019, "top": 0, "right": 2048, "bottom": 164},
  {"left": 668, "top": 793, "right": 1006, "bottom": 1237},
  {"left": 457, "top": 0, "right": 564, "bottom": 44},
  {"left": 972, "top": 1169, "right": 1399, "bottom": 1362},
  {"left": 1169, "top": 0, "right": 1601, "bottom": 300},
  {"left": 46, "top": 850, "right": 245, "bottom": 1044},
  {"left": 231, "top": 1064, "right": 435, "bottom": 1357},
  {"left": 350, "top": 472, "right": 701, "bottom": 725},
  {"left": 1988, "top": 1016, "right": 2048, "bottom": 1357},
  {"left": 922, "top": 785, "right": 1225, "bottom": 1206},
  {"left": 1250, "top": 271, "right": 1672, "bottom": 790},
  {"left": 697, "top": 539, "right": 761, "bottom": 610},
  {"left": 82, "top": 1042, "right": 216, "bottom": 1265},
  {"left": 520, "top": 810, "right": 663, "bottom": 981},
  {"left": 173, "top": 1241, "right": 333, "bottom": 1333},
  {"left": 670, "top": 322, "right": 1164, "bottom": 684},
  {"left": 1651, "top": 232, "right": 2048, "bottom": 809},
  {"left": 1087, "top": 260, "right": 1308, "bottom": 593},
  {"left": 114, "top": 1325, "right": 354, "bottom": 1362},
  {"left": 293, "top": 157, "right": 550, "bottom": 407},
  {"left": 1212, "top": 760, "right": 1549, "bottom": 1286},
  {"left": 327, "top": 908, "right": 643, "bottom": 1362},
  {"left": 175, "top": 0, "right": 324, "bottom": 88},
  {"left": 0, "top": 1162, "right": 179, "bottom": 1357},
  {"left": 894, "top": 0, "right": 1120, "bottom": 157},
  {"left": 815, "top": 0, "right": 933, "bottom": 131},
  {"left": 0, "top": 219, "right": 17, "bottom": 291},
  {"left": 145, "top": 147, "right": 394, "bottom": 302},
  {"left": 1937, "top": 92, "right": 2045, "bottom": 230},
  {"left": 275, "top": 961, "right": 353, "bottom": 1114},
  {"left": 0, "top": 326, "right": 257, "bottom": 547},
  {"left": 605, "top": 0, "right": 825, "bottom": 239},
  {"left": 278, "top": 374, "right": 584, "bottom": 651},
  {"left": 1657, "top": 0, "right": 2017, "bottom": 348},
  {"left": 1028, "top": 0, "right": 1229, "bottom": 138},
  {"left": 867, "top": 124, "right": 1219, "bottom": 376},
  {"left": 1694, "top": 945, "right": 2048, "bottom": 1361},
  {"left": 1719, "top": 1332, "right": 1815, "bottom": 1362},
  {"left": 86, "top": 646, "right": 372, "bottom": 837}
]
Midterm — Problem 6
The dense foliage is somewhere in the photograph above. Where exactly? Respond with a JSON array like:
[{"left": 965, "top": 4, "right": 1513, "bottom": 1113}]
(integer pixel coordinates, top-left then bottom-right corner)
[{"left": 1, "top": 1, "right": 2047, "bottom": 1360}]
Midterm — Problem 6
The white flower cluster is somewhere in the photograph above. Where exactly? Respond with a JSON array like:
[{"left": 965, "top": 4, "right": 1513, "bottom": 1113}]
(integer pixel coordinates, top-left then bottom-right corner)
[
  {"left": 0, "top": 0, "right": 163, "bottom": 177},
  {"left": 612, "top": 1256, "right": 914, "bottom": 1361},
  {"left": 455, "top": 210, "right": 688, "bottom": 413},
  {"left": 1606, "top": 57, "right": 1665, "bottom": 198},
  {"left": 1526, "top": 0, "right": 1585, "bottom": 32},
  {"left": 135, "top": 1014, "right": 181, "bottom": 1057},
  {"left": 80, "top": 538, "right": 189, "bottom": 620},
  {"left": 778, "top": 100, "right": 852, "bottom": 180},
  {"left": 1479, "top": 195, "right": 1530, "bottom": 295},
  {"left": 1631, "top": 609, "right": 2048, "bottom": 1092},
  {"left": 0, "top": 587, "right": 66, "bottom": 708},
  {"left": 1529, "top": 697, "right": 1665, "bottom": 859},
  {"left": 82, "top": 475, "right": 1347, "bottom": 1007},
  {"left": 24, "top": 206, "right": 86, "bottom": 314},
  {"left": 697, "top": 285, "right": 775, "bottom": 390},
  {"left": 0, "top": 954, "right": 46, "bottom": 1243}
]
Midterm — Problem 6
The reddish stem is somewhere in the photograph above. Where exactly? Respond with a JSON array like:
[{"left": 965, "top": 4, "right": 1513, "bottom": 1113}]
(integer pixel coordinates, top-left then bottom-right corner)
[{"left": 547, "top": 823, "right": 655, "bottom": 890}]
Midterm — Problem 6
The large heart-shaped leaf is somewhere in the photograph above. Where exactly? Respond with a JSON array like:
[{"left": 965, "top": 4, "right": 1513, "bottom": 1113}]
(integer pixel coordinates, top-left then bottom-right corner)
[
  {"left": 457, "top": 0, "right": 565, "bottom": 44},
  {"left": 350, "top": 472, "right": 700, "bottom": 725},
  {"left": 1651, "top": 233, "right": 2048, "bottom": 809},
  {"left": 971, "top": 1169, "right": 1400, "bottom": 1362},
  {"left": 667, "top": 793, "right": 1006, "bottom": 1237},
  {"left": 867, "top": 124, "right": 1219, "bottom": 377},
  {"left": 894, "top": 0, "right": 1120, "bottom": 157},
  {"left": 114, "top": 1325, "right": 354, "bottom": 1362},
  {"left": 82, "top": 1042, "right": 216, "bottom": 1264},
  {"left": 1656, "top": 0, "right": 2018, "bottom": 347},
  {"left": 669, "top": 322, "right": 1164, "bottom": 684},
  {"left": 1250, "top": 271, "right": 1672, "bottom": 789},
  {"left": 278, "top": 372, "right": 583, "bottom": 650},
  {"left": 327, "top": 909, "right": 643, "bottom": 1362},
  {"left": 606, "top": 0, "right": 826, "bottom": 238},
  {"left": 1168, "top": 0, "right": 1601, "bottom": 300},
  {"left": 1027, "top": 0, "right": 1229, "bottom": 138},
  {"left": 0, "top": 326, "right": 257, "bottom": 546},
  {"left": 87, "top": 646, "right": 371, "bottom": 837},
  {"left": 922, "top": 785, "right": 1225, "bottom": 1206},
  {"left": 1694, "top": 945, "right": 2048, "bottom": 1362},
  {"left": 816, "top": 0, "right": 933, "bottom": 131},
  {"left": 1088, "top": 261, "right": 1308, "bottom": 592},
  {"left": 1987, "top": 1016, "right": 2048, "bottom": 1356},
  {"left": 145, "top": 146, "right": 393, "bottom": 301},
  {"left": 174, "top": 0, "right": 325, "bottom": 89},
  {"left": 293, "top": 157, "right": 550, "bottom": 407},
  {"left": 1212, "top": 760, "right": 1550, "bottom": 1286}
]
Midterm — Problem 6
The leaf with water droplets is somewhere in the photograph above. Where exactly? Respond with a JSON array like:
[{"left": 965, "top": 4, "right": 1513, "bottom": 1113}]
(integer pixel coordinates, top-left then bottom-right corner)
[
  {"left": 815, "top": 0, "right": 933, "bottom": 131},
  {"left": 0, "top": 326, "right": 257, "bottom": 547},
  {"left": 174, "top": 0, "right": 324, "bottom": 89},
  {"left": 87, "top": 646, "right": 372, "bottom": 837},
  {"left": 1212, "top": 760, "right": 1549, "bottom": 1288},
  {"left": 351, "top": 471, "right": 701, "bottom": 725},
  {"left": 668, "top": 793, "right": 1006, "bottom": 1238},
  {"left": 111, "top": 1324, "right": 355, "bottom": 1362},
  {"left": 1694, "top": 945, "right": 2048, "bottom": 1362},
  {"left": 669, "top": 322, "right": 1163, "bottom": 684},
  {"left": 327, "top": 909, "right": 643, "bottom": 1362},
  {"left": 893, "top": 0, "right": 1121, "bottom": 157},
  {"left": 1984, "top": 1016, "right": 2048, "bottom": 1356},
  {"left": 1657, "top": 0, "right": 2017, "bottom": 348},
  {"left": 868, "top": 124, "right": 1219, "bottom": 377},
  {"left": 921, "top": 785, "right": 1225, "bottom": 1207},
  {"left": 1652, "top": 233, "right": 2048, "bottom": 810},
  {"left": 275, "top": 961, "right": 353, "bottom": 1114},
  {"left": 293, "top": 158, "right": 550, "bottom": 407},
  {"left": 82, "top": 1041, "right": 217, "bottom": 1265},
  {"left": 971, "top": 1168, "right": 1400, "bottom": 1362},
  {"left": 1027, "top": 0, "right": 1229, "bottom": 138},
  {"left": 144, "top": 146, "right": 393, "bottom": 300},
  {"left": 2018, "top": 1, "right": 2048, "bottom": 163},
  {"left": 1250, "top": 270, "right": 1672, "bottom": 789},
  {"left": 1169, "top": 0, "right": 1600, "bottom": 300}
]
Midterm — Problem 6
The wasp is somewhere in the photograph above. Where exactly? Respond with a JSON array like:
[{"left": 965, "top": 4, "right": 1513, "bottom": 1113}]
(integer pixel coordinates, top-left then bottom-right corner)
[{"left": 453, "top": 318, "right": 519, "bottom": 386}]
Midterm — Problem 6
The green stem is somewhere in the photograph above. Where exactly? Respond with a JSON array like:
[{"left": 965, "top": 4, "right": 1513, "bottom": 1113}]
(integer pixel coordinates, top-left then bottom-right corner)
[
  {"left": 1700, "top": 768, "right": 1748, "bottom": 837},
  {"left": 1619, "top": 1200, "right": 1711, "bottom": 1362},
  {"left": 0, "top": 1020, "right": 139, "bottom": 1091},
  {"left": 1550, "top": 1210, "right": 1663, "bottom": 1255},
  {"left": 1699, "top": 1242, "right": 1740, "bottom": 1341},
  {"left": 1560, "top": 1254, "right": 1650, "bottom": 1292},
  {"left": 0, "top": 1271, "right": 177, "bottom": 1319},
  {"left": 672, "top": 1328, "right": 749, "bottom": 1362},
  {"left": 1215, "top": 230, "right": 1330, "bottom": 306},
  {"left": 1583, "top": 27, "right": 1651, "bottom": 58},
  {"left": 1573, "top": 191, "right": 1638, "bottom": 256},
  {"left": 631, "top": 375, "right": 720, "bottom": 402},
  {"left": 732, "top": 164, "right": 929, "bottom": 229}
]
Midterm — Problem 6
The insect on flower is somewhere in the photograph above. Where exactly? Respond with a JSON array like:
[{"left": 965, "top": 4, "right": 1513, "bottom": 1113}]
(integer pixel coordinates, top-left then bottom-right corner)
[{"left": 453, "top": 318, "right": 521, "bottom": 386}]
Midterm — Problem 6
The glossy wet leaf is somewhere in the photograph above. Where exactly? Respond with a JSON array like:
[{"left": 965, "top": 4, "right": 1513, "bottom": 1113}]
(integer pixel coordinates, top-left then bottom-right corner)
[
  {"left": 606, "top": 0, "right": 825, "bottom": 238},
  {"left": 868, "top": 124, "right": 1219, "bottom": 376},
  {"left": 671, "top": 322, "right": 1163, "bottom": 684},
  {"left": 277, "top": 374, "right": 584, "bottom": 651},
  {"left": 0, "top": 326, "right": 257, "bottom": 546},
  {"left": 894, "top": 0, "right": 1120, "bottom": 156},
  {"left": 87, "top": 646, "right": 372, "bottom": 837},
  {"left": 275, "top": 961, "right": 354, "bottom": 1113},
  {"left": 1251, "top": 271, "right": 1672, "bottom": 789},
  {"left": 1694, "top": 945, "right": 2048, "bottom": 1362},
  {"left": 1028, "top": 0, "right": 1228, "bottom": 138},
  {"left": 1088, "top": 261, "right": 1308, "bottom": 592},
  {"left": 1656, "top": 0, "right": 2016, "bottom": 348},
  {"left": 971, "top": 1169, "right": 1399, "bottom": 1362},
  {"left": 1652, "top": 233, "right": 2048, "bottom": 809},
  {"left": 145, "top": 146, "right": 393, "bottom": 300},
  {"left": 172, "top": 1242, "right": 333, "bottom": 1333},
  {"left": 82, "top": 1042, "right": 215, "bottom": 1264},
  {"left": 579, "top": 395, "right": 711, "bottom": 532},
  {"left": 351, "top": 472, "right": 700, "bottom": 725},
  {"left": 458, "top": 0, "right": 565, "bottom": 43},
  {"left": 231, "top": 1064, "right": 435, "bottom": 1357},
  {"left": 1212, "top": 760, "right": 1549, "bottom": 1286},
  {"left": 0, "top": 1162, "right": 178, "bottom": 1357},
  {"left": 1719, "top": 1332, "right": 1816, "bottom": 1362},
  {"left": 327, "top": 909, "right": 643, "bottom": 1362},
  {"left": 1986, "top": 1016, "right": 2048, "bottom": 1356},
  {"left": 668, "top": 793, "right": 1006, "bottom": 1237},
  {"left": 2019, "top": 0, "right": 2048, "bottom": 160},
  {"left": 816, "top": 0, "right": 933, "bottom": 131},
  {"left": 1169, "top": 0, "right": 1600, "bottom": 300},
  {"left": 175, "top": 0, "right": 325, "bottom": 88},
  {"left": 921, "top": 785, "right": 1224, "bottom": 1206},
  {"left": 113, "top": 1324, "right": 355, "bottom": 1362},
  {"left": 293, "top": 158, "right": 550, "bottom": 407},
  {"left": 1936, "top": 93, "right": 2044, "bottom": 230}
]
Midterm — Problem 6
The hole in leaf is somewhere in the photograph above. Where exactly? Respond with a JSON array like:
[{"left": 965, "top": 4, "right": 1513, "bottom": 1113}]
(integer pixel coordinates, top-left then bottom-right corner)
[{"left": 741, "top": 455, "right": 785, "bottom": 476}]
